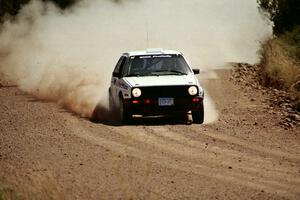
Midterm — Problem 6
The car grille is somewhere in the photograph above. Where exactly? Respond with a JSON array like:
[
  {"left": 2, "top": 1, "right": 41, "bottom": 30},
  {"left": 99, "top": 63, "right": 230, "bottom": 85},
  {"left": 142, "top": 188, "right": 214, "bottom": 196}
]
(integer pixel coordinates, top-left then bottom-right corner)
[{"left": 139, "top": 86, "right": 191, "bottom": 98}]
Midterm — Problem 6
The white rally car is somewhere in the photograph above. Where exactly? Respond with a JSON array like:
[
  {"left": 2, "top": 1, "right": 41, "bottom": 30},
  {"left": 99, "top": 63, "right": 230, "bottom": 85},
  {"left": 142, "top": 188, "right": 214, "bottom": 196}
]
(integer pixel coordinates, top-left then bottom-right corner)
[{"left": 109, "top": 49, "right": 204, "bottom": 124}]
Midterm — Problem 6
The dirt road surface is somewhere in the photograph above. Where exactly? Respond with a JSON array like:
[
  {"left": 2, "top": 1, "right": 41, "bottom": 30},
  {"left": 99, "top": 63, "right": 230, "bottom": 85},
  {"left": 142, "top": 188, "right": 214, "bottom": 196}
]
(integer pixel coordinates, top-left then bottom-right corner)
[{"left": 0, "top": 69, "right": 299, "bottom": 200}]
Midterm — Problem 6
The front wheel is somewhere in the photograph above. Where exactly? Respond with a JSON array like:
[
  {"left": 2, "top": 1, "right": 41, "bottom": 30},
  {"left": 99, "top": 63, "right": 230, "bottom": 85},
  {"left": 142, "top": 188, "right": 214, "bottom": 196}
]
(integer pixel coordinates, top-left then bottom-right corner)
[
  {"left": 109, "top": 90, "right": 116, "bottom": 112},
  {"left": 192, "top": 103, "right": 204, "bottom": 124},
  {"left": 118, "top": 97, "right": 132, "bottom": 123}
]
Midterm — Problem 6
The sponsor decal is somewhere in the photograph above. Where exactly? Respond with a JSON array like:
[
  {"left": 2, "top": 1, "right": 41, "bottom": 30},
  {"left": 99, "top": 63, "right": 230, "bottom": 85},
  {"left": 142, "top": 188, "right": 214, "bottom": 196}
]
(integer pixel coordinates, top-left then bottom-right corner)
[
  {"left": 138, "top": 55, "right": 173, "bottom": 59},
  {"left": 152, "top": 55, "right": 172, "bottom": 58},
  {"left": 139, "top": 56, "right": 151, "bottom": 59}
]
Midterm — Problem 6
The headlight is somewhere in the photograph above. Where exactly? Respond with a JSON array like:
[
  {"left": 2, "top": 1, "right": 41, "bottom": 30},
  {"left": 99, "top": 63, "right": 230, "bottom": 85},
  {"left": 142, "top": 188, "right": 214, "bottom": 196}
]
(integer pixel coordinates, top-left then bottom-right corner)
[
  {"left": 188, "top": 86, "right": 198, "bottom": 96},
  {"left": 132, "top": 88, "right": 142, "bottom": 98}
]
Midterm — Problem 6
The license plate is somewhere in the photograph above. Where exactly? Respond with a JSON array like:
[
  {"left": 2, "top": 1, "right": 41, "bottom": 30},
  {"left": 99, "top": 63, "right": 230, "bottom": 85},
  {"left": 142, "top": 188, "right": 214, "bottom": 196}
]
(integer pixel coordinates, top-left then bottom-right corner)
[{"left": 158, "top": 98, "right": 174, "bottom": 106}]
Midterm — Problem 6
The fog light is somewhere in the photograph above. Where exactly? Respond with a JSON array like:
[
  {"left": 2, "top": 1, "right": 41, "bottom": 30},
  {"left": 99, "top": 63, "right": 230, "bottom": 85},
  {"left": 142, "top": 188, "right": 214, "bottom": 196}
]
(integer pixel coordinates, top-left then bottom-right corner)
[
  {"left": 192, "top": 98, "right": 200, "bottom": 102},
  {"left": 132, "top": 100, "right": 139, "bottom": 104}
]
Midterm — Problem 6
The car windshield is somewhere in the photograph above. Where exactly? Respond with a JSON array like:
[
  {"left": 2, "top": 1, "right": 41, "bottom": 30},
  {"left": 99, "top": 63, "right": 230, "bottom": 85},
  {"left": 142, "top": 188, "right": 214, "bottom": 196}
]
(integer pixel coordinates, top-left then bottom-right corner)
[{"left": 124, "top": 54, "right": 191, "bottom": 77}]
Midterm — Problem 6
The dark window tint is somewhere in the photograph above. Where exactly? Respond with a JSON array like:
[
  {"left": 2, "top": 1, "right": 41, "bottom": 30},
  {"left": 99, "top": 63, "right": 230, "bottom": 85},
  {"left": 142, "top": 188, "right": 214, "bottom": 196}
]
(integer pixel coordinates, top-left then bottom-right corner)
[{"left": 113, "top": 56, "right": 125, "bottom": 74}]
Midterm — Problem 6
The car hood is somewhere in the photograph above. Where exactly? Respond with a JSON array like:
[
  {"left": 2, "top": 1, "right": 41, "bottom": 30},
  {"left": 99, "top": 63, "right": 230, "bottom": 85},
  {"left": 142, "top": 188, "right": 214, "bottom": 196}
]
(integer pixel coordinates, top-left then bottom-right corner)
[{"left": 123, "top": 75, "right": 198, "bottom": 87}]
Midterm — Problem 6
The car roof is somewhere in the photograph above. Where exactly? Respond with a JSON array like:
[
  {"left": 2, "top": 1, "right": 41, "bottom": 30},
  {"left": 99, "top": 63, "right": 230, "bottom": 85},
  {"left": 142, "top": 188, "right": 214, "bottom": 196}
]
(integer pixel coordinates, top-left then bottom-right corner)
[{"left": 122, "top": 49, "right": 182, "bottom": 57}]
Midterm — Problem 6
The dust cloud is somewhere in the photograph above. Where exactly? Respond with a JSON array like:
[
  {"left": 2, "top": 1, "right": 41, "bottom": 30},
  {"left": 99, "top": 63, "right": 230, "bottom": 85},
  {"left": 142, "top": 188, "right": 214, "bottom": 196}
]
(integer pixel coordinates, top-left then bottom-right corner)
[{"left": 0, "top": 0, "right": 271, "bottom": 121}]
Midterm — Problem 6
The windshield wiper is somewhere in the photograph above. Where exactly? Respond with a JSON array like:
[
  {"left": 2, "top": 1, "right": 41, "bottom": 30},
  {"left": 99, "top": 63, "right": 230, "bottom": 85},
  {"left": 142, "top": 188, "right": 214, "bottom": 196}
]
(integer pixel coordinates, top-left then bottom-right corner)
[
  {"left": 126, "top": 73, "right": 148, "bottom": 77},
  {"left": 169, "top": 70, "right": 187, "bottom": 75},
  {"left": 151, "top": 70, "right": 187, "bottom": 75}
]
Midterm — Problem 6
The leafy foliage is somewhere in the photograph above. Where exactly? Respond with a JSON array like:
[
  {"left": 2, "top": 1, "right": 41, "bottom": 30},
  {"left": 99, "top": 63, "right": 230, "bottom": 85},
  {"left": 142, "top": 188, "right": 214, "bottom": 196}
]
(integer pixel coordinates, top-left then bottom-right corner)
[
  {"left": 45, "top": 0, "right": 78, "bottom": 9},
  {"left": 0, "top": 0, "right": 30, "bottom": 18},
  {"left": 0, "top": 0, "right": 78, "bottom": 21},
  {"left": 258, "top": 0, "right": 300, "bottom": 35}
]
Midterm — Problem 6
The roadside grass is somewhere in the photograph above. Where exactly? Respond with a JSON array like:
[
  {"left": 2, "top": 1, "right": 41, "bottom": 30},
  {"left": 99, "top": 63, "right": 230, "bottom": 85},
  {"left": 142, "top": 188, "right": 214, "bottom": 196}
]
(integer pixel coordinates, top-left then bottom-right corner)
[
  {"left": 259, "top": 28, "right": 300, "bottom": 111},
  {"left": 0, "top": 188, "right": 19, "bottom": 200},
  {"left": 281, "top": 26, "right": 300, "bottom": 61}
]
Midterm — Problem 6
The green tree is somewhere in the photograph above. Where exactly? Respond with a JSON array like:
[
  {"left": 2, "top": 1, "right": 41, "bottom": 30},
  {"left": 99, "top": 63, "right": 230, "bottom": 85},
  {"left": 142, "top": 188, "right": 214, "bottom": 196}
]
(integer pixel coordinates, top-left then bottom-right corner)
[
  {"left": 258, "top": 0, "right": 300, "bottom": 35},
  {"left": 44, "top": 0, "right": 78, "bottom": 9},
  {"left": 0, "top": 0, "right": 78, "bottom": 20},
  {"left": 0, "top": 0, "right": 30, "bottom": 18}
]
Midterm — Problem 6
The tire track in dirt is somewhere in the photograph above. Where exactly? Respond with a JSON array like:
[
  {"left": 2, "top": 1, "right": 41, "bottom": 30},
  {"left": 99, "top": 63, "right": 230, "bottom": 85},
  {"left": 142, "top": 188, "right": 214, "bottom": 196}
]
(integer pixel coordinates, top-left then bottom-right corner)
[
  {"left": 185, "top": 125, "right": 300, "bottom": 162},
  {"left": 151, "top": 125, "right": 300, "bottom": 175},
  {"left": 72, "top": 120, "right": 300, "bottom": 198},
  {"left": 138, "top": 126, "right": 300, "bottom": 186}
]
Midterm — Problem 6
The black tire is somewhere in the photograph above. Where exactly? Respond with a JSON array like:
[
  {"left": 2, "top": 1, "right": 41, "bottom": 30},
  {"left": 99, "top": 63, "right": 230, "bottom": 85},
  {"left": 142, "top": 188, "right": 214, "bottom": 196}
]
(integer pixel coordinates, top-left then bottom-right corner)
[
  {"left": 90, "top": 103, "right": 101, "bottom": 123},
  {"left": 109, "top": 90, "right": 115, "bottom": 112},
  {"left": 192, "top": 103, "right": 204, "bottom": 124},
  {"left": 118, "top": 97, "right": 132, "bottom": 123}
]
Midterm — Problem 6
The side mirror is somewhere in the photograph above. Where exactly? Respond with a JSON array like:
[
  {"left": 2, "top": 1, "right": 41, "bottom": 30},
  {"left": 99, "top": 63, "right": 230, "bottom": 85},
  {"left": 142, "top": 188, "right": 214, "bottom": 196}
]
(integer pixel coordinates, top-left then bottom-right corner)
[
  {"left": 192, "top": 69, "right": 200, "bottom": 75},
  {"left": 112, "top": 72, "right": 120, "bottom": 78}
]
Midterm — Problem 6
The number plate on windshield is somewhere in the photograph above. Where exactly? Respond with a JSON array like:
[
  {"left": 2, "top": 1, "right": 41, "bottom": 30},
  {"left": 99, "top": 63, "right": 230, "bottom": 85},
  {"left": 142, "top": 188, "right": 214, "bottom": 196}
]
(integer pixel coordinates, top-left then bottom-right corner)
[{"left": 158, "top": 98, "right": 174, "bottom": 106}]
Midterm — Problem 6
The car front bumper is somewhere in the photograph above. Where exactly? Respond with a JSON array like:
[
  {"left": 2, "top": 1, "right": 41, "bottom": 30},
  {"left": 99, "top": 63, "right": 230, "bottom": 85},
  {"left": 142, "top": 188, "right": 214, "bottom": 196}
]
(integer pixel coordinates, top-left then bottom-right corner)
[{"left": 124, "top": 97, "right": 203, "bottom": 116}]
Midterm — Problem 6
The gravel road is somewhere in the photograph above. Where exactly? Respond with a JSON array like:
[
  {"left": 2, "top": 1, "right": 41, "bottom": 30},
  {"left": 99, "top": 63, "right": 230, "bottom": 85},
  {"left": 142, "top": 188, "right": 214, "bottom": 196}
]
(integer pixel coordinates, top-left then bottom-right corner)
[{"left": 0, "top": 69, "right": 299, "bottom": 200}]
